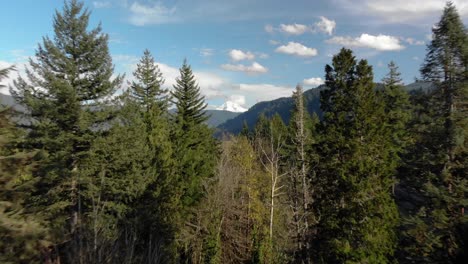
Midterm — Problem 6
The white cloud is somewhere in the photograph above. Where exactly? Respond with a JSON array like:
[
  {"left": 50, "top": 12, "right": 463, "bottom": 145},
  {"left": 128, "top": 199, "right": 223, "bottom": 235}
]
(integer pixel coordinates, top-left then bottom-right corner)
[
  {"left": 229, "top": 49, "right": 255, "bottom": 61},
  {"left": 221, "top": 62, "right": 268, "bottom": 74},
  {"left": 326, "top": 34, "right": 405, "bottom": 51},
  {"left": 0, "top": 59, "right": 29, "bottom": 95},
  {"left": 236, "top": 83, "right": 294, "bottom": 102},
  {"left": 200, "top": 48, "right": 214, "bottom": 57},
  {"left": 257, "top": 52, "right": 269, "bottom": 59},
  {"left": 303, "top": 77, "right": 324, "bottom": 87},
  {"left": 113, "top": 54, "right": 227, "bottom": 99},
  {"left": 93, "top": 1, "right": 111, "bottom": 8},
  {"left": 339, "top": 0, "right": 468, "bottom": 22},
  {"left": 128, "top": 2, "right": 177, "bottom": 26},
  {"left": 279, "top": 23, "right": 309, "bottom": 35},
  {"left": 314, "top": 16, "right": 336, "bottom": 35},
  {"left": 404, "top": 37, "right": 425, "bottom": 46},
  {"left": 275, "top": 42, "right": 318, "bottom": 57}
]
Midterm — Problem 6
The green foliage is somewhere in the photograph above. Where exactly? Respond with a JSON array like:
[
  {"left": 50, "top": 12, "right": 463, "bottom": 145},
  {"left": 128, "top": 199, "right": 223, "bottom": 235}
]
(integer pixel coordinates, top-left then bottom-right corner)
[
  {"left": 401, "top": 2, "right": 468, "bottom": 262},
  {"left": 314, "top": 48, "right": 399, "bottom": 263},
  {"left": 170, "top": 59, "right": 219, "bottom": 261},
  {"left": 1, "top": 67, "right": 49, "bottom": 264},
  {"left": 381, "top": 61, "right": 412, "bottom": 156},
  {"left": 129, "top": 49, "right": 169, "bottom": 113},
  {"left": 11, "top": 0, "right": 123, "bottom": 261}
]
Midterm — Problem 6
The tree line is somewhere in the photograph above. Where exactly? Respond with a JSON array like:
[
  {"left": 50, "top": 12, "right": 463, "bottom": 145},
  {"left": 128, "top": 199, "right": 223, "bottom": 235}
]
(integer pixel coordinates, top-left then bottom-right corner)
[{"left": 0, "top": 1, "right": 466, "bottom": 263}]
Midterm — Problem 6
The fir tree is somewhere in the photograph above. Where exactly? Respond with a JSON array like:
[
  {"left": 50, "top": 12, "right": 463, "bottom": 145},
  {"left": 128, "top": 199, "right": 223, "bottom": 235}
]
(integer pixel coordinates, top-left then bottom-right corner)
[
  {"left": 11, "top": 0, "right": 122, "bottom": 261},
  {"left": 128, "top": 49, "right": 169, "bottom": 113},
  {"left": 403, "top": 2, "right": 468, "bottom": 262},
  {"left": 170, "top": 59, "right": 219, "bottom": 261},
  {"left": 381, "top": 61, "right": 412, "bottom": 154},
  {"left": 126, "top": 50, "right": 175, "bottom": 262},
  {"left": 314, "top": 48, "right": 399, "bottom": 263}
]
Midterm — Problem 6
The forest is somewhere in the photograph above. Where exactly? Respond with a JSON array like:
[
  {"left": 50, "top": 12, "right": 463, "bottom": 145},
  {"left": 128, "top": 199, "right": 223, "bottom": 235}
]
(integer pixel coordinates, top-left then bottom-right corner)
[{"left": 0, "top": 1, "right": 466, "bottom": 263}]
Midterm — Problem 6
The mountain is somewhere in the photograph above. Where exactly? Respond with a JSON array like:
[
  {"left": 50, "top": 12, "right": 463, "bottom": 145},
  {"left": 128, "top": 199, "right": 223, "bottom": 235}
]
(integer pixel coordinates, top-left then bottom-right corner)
[
  {"left": 0, "top": 93, "right": 239, "bottom": 128},
  {"left": 216, "top": 101, "right": 248, "bottom": 112},
  {"left": 217, "top": 82, "right": 434, "bottom": 135},
  {"left": 217, "top": 85, "right": 324, "bottom": 135},
  {"left": 204, "top": 109, "right": 240, "bottom": 127}
]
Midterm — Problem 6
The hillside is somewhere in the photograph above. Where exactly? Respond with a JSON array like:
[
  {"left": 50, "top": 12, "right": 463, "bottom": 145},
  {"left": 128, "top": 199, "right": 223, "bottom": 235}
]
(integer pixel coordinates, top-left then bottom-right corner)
[
  {"left": 217, "top": 82, "right": 433, "bottom": 134},
  {"left": 0, "top": 93, "right": 238, "bottom": 127}
]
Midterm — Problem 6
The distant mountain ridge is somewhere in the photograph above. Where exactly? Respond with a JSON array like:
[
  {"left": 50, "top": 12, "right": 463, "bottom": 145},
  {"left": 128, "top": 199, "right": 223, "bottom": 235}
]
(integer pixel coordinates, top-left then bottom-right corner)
[
  {"left": 217, "top": 81, "right": 433, "bottom": 135},
  {"left": 0, "top": 93, "right": 240, "bottom": 128}
]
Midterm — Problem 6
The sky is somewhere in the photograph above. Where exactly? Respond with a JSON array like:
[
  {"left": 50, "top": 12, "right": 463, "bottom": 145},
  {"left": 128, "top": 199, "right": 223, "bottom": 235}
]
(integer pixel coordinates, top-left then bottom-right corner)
[{"left": 1, "top": 0, "right": 467, "bottom": 110}]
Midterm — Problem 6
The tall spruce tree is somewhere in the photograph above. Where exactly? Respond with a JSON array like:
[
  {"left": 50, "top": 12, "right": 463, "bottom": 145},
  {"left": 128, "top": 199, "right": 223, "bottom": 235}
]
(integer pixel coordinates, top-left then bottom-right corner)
[
  {"left": 128, "top": 49, "right": 169, "bottom": 113},
  {"left": 314, "top": 48, "right": 398, "bottom": 263},
  {"left": 125, "top": 50, "right": 175, "bottom": 262},
  {"left": 11, "top": 0, "right": 122, "bottom": 261},
  {"left": 381, "top": 61, "right": 412, "bottom": 155},
  {"left": 403, "top": 2, "right": 468, "bottom": 262},
  {"left": 170, "top": 59, "right": 218, "bottom": 261}
]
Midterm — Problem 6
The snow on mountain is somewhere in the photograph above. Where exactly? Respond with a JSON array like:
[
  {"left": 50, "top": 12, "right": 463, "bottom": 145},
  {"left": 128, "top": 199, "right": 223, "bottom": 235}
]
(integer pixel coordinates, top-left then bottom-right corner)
[{"left": 216, "top": 101, "right": 248, "bottom": 113}]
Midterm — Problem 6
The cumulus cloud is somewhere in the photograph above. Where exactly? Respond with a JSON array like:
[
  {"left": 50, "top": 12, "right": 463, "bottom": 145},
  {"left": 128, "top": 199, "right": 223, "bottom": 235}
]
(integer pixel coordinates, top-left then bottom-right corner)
[
  {"left": 275, "top": 42, "right": 318, "bottom": 57},
  {"left": 221, "top": 62, "right": 268, "bottom": 74},
  {"left": 314, "top": 16, "right": 336, "bottom": 35},
  {"left": 236, "top": 83, "right": 294, "bottom": 102},
  {"left": 266, "top": 17, "right": 336, "bottom": 36},
  {"left": 113, "top": 54, "right": 226, "bottom": 99},
  {"left": 303, "top": 77, "right": 324, "bottom": 87},
  {"left": 279, "top": 23, "right": 309, "bottom": 35},
  {"left": 229, "top": 49, "right": 255, "bottom": 61},
  {"left": 128, "top": 2, "right": 177, "bottom": 26},
  {"left": 326, "top": 34, "right": 405, "bottom": 51}
]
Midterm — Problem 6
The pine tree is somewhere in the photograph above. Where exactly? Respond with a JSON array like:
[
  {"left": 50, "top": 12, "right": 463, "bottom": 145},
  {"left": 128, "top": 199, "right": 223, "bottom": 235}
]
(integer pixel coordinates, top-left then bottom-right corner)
[
  {"left": 314, "top": 48, "right": 398, "bottom": 263},
  {"left": 381, "top": 61, "right": 412, "bottom": 155},
  {"left": 125, "top": 50, "right": 175, "bottom": 262},
  {"left": 128, "top": 49, "right": 169, "bottom": 113},
  {"left": 403, "top": 2, "right": 468, "bottom": 262},
  {"left": 171, "top": 59, "right": 209, "bottom": 128},
  {"left": 11, "top": 0, "right": 122, "bottom": 261},
  {"left": 170, "top": 59, "right": 219, "bottom": 261}
]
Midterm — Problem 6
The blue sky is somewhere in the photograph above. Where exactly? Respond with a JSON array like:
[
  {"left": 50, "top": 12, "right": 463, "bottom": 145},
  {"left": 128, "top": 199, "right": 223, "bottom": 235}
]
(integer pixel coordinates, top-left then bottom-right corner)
[{"left": 1, "top": 0, "right": 467, "bottom": 109}]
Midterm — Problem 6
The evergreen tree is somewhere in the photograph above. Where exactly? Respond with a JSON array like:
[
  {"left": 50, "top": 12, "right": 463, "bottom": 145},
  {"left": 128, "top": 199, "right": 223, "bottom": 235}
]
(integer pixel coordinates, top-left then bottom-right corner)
[
  {"left": 126, "top": 50, "right": 175, "bottom": 262},
  {"left": 381, "top": 61, "right": 412, "bottom": 155},
  {"left": 403, "top": 2, "right": 468, "bottom": 262},
  {"left": 128, "top": 49, "right": 169, "bottom": 113},
  {"left": 0, "top": 66, "right": 49, "bottom": 263},
  {"left": 314, "top": 48, "right": 399, "bottom": 263},
  {"left": 11, "top": 0, "right": 122, "bottom": 261},
  {"left": 171, "top": 59, "right": 209, "bottom": 128},
  {"left": 170, "top": 59, "right": 219, "bottom": 261}
]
